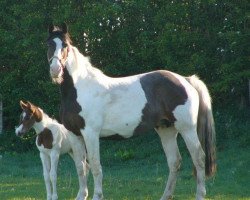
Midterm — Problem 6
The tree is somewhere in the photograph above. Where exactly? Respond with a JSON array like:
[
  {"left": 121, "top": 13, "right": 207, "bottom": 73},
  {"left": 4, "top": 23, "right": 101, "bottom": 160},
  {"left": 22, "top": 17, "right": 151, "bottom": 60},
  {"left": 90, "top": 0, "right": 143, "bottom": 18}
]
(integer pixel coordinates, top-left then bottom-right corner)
[{"left": 0, "top": 0, "right": 249, "bottom": 152}]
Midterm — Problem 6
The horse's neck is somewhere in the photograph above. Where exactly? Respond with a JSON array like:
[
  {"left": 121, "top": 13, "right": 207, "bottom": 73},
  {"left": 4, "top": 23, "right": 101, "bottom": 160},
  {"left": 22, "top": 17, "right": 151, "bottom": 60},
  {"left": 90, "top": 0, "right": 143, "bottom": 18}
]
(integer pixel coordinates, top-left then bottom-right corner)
[
  {"left": 66, "top": 46, "right": 88, "bottom": 77},
  {"left": 33, "top": 112, "right": 54, "bottom": 134},
  {"left": 66, "top": 46, "right": 109, "bottom": 84}
]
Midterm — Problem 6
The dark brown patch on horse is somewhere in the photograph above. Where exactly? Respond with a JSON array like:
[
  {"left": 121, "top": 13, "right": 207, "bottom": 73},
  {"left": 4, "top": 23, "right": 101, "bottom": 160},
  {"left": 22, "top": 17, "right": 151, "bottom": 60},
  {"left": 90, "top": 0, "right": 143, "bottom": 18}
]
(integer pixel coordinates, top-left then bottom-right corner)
[
  {"left": 134, "top": 70, "right": 188, "bottom": 135},
  {"left": 59, "top": 68, "right": 85, "bottom": 136},
  {"left": 37, "top": 128, "right": 53, "bottom": 149}
]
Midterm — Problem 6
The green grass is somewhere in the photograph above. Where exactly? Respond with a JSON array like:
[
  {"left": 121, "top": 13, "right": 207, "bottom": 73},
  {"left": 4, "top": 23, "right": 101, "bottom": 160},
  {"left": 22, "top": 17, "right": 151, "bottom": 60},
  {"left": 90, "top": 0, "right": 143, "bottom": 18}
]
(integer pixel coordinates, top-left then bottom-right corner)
[{"left": 0, "top": 132, "right": 249, "bottom": 200}]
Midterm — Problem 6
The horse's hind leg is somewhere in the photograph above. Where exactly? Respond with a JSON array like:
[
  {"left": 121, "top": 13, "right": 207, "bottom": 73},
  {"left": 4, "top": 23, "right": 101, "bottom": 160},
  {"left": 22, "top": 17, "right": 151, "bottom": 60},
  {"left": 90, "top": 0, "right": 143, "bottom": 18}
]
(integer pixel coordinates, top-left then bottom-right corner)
[
  {"left": 180, "top": 128, "right": 206, "bottom": 200},
  {"left": 156, "top": 127, "right": 181, "bottom": 200}
]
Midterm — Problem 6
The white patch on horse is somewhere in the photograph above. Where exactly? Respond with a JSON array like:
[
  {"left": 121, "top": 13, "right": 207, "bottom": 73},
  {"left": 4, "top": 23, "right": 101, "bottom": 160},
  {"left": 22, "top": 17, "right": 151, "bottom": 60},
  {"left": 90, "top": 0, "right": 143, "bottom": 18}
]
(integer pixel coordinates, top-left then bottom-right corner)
[{"left": 100, "top": 76, "right": 147, "bottom": 137}]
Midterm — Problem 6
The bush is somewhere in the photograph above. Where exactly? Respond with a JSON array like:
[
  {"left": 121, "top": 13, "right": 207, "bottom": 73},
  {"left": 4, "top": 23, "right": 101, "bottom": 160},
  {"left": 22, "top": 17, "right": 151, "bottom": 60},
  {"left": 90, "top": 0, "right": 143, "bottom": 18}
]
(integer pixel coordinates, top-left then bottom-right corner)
[{"left": 0, "top": 1, "right": 249, "bottom": 152}]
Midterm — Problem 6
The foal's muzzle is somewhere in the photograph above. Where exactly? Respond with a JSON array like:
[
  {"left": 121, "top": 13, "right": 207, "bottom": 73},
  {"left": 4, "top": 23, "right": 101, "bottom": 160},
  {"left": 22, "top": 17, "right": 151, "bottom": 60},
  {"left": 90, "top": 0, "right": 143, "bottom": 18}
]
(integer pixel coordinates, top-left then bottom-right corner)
[{"left": 15, "top": 125, "right": 25, "bottom": 137}]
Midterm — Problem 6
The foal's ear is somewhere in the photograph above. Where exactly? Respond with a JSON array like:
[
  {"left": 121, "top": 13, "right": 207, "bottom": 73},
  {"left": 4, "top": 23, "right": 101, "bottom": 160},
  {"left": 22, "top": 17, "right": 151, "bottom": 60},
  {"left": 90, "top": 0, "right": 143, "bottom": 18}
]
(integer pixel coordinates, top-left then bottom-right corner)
[
  {"left": 20, "top": 100, "right": 28, "bottom": 110},
  {"left": 26, "top": 101, "right": 36, "bottom": 113},
  {"left": 48, "top": 23, "right": 54, "bottom": 34},
  {"left": 61, "top": 22, "right": 68, "bottom": 34}
]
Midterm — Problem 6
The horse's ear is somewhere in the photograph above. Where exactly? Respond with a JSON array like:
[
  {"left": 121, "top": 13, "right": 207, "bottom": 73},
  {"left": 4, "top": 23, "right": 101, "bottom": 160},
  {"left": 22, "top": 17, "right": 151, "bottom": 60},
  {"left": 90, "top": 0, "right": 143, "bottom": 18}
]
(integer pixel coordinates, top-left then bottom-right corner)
[
  {"left": 20, "top": 100, "right": 28, "bottom": 110},
  {"left": 61, "top": 22, "right": 68, "bottom": 34},
  {"left": 48, "top": 23, "right": 54, "bottom": 34}
]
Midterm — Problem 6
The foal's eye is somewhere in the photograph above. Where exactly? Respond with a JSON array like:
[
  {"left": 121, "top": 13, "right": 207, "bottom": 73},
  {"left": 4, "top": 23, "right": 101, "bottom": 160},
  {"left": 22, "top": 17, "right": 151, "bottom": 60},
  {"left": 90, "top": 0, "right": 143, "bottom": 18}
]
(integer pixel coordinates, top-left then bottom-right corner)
[{"left": 24, "top": 115, "right": 31, "bottom": 120}]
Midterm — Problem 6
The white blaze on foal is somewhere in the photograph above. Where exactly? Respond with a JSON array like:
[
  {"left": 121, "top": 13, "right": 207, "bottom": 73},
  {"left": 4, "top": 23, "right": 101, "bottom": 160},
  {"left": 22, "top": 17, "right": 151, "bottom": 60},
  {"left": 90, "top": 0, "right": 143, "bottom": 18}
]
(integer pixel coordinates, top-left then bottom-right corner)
[{"left": 15, "top": 100, "right": 88, "bottom": 200}]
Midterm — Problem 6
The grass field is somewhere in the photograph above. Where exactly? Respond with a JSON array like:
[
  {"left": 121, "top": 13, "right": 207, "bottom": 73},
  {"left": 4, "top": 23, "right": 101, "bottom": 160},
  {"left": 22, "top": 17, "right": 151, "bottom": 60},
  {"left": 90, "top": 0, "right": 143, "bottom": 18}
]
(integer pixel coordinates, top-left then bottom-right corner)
[{"left": 0, "top": 131, "right": 249, "bottom": 200}]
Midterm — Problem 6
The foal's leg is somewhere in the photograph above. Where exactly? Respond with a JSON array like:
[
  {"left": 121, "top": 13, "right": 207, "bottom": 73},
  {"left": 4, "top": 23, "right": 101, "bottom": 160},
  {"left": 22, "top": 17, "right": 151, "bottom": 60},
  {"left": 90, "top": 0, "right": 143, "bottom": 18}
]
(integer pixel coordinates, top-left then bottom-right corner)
[
  {"left": 180, "top": 128, "right": 206, "bottom": 200},
  {"left": 40, "top": 152, "right": 52, "bottom": 200},
  {"left": 81, "top": 128, "right": 103, "bottom": 200},
  {"left": 156, "top": 127, "right": 181, "bottom": 200},
  {"left": 71, "top": 142, "right": 89, "bottom": 200},
  {"left": 50, "top": 151, "right": 60, "bottom": 200}
]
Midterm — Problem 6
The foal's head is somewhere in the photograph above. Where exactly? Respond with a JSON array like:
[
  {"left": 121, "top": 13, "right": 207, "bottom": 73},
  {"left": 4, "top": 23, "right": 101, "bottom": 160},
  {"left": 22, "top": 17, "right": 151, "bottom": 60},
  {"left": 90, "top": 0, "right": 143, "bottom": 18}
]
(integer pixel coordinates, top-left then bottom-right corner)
[
  {"left": 15, "top": 101, "right": 42, "bottom": 136},
  {"left": 47, "top": 23, "right": 72, "bottom": 84}
]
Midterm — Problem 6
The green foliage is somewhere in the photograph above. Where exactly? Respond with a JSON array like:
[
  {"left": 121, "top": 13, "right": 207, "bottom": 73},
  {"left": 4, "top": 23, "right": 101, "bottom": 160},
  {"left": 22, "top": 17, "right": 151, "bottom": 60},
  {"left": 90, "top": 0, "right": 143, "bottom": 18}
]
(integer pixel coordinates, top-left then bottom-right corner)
[
  {"left": 214, "top": 106, "right": 250, "bottom": 149},
  {"left": 0, "top": 0, "right": 249, "bottom": 152}
]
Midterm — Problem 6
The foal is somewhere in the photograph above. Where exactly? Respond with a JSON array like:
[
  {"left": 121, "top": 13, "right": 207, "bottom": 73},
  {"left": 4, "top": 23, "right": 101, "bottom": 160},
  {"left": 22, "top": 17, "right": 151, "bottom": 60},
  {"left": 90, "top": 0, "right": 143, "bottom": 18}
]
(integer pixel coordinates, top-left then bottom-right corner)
[{"left": 15, "top": 101, "right": 88, "bottom": 200}]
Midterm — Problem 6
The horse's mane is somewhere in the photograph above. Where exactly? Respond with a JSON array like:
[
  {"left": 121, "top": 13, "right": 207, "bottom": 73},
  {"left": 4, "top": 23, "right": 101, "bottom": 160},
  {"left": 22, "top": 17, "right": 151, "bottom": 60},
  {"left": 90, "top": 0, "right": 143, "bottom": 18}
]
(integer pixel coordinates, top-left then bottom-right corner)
[{"left": 71, "top": 46, "right": 105, "bottom": 79}]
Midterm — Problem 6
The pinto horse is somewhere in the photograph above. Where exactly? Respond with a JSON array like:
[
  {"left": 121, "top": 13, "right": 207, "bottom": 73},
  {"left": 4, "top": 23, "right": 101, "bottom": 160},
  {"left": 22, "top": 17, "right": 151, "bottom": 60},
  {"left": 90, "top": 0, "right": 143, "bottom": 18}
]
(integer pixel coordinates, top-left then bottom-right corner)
[{"left": 46, "top": 23, "right": 216, "bottom": 200}]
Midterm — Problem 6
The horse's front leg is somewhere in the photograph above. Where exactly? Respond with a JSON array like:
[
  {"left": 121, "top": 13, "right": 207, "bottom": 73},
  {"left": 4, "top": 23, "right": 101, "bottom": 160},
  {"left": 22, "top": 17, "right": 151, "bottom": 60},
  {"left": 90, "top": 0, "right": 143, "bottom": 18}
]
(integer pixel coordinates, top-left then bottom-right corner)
[
  {"left": 50, "top": 150, "right": 60, "bottom": 200},
  {"left": 40, "top": 152, "right": 52, "bottom": 200},
  {"left": 70, "top": 142, "right": 89, "bottom": 200},
  {"left": 81, "top": 127, "right": 103, "bottom": 200}
]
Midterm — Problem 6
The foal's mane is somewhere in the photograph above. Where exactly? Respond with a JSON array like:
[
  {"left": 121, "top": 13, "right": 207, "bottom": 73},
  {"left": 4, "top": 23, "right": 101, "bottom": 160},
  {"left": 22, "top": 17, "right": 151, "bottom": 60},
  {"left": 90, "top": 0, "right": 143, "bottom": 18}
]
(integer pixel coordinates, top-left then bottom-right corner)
[{"left": 33, "top": 106, "right": 58, "bottom": 125}]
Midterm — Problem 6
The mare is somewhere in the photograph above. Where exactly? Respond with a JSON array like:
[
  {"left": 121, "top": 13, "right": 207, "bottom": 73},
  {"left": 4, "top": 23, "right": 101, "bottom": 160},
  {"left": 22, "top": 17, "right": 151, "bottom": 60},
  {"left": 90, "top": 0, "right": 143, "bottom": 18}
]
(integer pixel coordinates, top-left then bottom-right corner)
[
  {"left": 15, "top": 101, "right": 89, "bottom": 200},
  {"left": 46, "top": 23, "right": 216, "bottom": 200}
]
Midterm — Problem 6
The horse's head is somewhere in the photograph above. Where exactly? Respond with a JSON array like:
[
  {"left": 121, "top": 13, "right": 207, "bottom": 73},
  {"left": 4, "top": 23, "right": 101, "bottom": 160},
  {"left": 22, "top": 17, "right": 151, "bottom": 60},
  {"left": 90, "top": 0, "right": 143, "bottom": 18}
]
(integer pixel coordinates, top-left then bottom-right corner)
[
  {"left": 47, "top": 23, "right": 72, "bottom": 84},
  {"left": 15, "top": 100, "right": 42, "bottom": 136}
]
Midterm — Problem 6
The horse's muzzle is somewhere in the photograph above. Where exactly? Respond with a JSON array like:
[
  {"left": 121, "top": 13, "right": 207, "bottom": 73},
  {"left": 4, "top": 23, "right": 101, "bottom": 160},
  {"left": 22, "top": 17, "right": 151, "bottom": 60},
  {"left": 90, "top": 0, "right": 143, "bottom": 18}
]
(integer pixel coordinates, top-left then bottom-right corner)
[{"left": 50, "top": 65, "right": 63, "bottom": 79}]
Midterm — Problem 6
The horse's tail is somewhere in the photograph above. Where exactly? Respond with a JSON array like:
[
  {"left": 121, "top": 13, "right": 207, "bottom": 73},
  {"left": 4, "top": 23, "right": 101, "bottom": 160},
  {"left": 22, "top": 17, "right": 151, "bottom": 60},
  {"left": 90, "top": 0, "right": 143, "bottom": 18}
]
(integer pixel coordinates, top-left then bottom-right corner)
[{"left": 186, "top": 75, "right": 216, "bottom": 177}]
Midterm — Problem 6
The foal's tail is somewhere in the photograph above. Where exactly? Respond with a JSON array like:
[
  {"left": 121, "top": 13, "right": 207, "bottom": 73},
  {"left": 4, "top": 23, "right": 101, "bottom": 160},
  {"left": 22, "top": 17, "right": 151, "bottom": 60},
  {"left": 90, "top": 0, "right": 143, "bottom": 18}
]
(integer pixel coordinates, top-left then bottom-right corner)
[{"left": 186, "top": 75, "right": 216, "bottom": 177}]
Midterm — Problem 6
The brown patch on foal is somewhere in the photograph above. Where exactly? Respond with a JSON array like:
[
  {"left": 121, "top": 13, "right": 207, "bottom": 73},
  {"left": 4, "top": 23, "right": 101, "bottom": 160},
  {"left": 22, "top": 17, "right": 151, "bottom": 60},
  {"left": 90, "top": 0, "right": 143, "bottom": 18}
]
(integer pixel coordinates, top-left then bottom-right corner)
[
  {"left": 134, "top": 70, "right": 188, "bottom": 135},
  {"left": 37, "top": 128, "right": 53, "bottom": 149}
]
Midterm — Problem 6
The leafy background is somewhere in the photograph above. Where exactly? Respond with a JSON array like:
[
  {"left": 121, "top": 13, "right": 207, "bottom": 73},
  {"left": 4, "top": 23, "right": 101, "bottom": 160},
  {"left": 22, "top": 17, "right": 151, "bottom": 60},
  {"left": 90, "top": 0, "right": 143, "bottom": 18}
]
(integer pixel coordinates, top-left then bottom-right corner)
[{"left": 0, "top": 0, "right": 249, "bottom": 152}]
